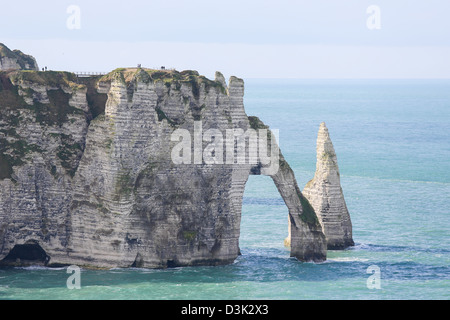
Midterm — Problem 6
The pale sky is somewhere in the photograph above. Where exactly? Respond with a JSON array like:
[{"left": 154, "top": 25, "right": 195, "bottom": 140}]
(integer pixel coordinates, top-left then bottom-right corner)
[{"left": 2, "top": 0, "right": 450, "bottom": 79}]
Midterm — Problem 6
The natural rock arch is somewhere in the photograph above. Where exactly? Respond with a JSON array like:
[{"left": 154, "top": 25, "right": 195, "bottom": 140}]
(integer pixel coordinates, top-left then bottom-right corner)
[
  {"left": 0, "top": 63, "right": 328, "bottom": 268},
  {"left": 246, "top": 118, "right": 327, "bottom": 262}
]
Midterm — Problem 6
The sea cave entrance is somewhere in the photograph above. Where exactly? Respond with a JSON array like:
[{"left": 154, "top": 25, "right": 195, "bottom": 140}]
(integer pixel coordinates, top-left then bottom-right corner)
[{"left": 0, "top": 240, "right": 50, "bottom": 267}]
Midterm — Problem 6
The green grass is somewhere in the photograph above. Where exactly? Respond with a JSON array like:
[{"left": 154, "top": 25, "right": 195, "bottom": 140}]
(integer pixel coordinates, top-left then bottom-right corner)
[
  {"left": 56, "top": 141, "right": 82, "bottom": 178},
  {"left": 248, "top": 116, "right": 268, "bottom": 130},
  {"left": 114, "top": 169, "right": 134, "bottom": 201},
  {"left": 247, "top": 115, "right": 321, "bottom": 229},
  {"left": 99, "top": 68, "right": 227, "bottom": 99},
  {"left": 1, "top": 71, "right": 86, "bottom": 127},
  {"left": 297, "top": 190, "right": 321, "bottom": 228},
  {"left": 0, "top": 138, "right": 42, "bottom": 179},
  {"left": 0, "top": 71, "right": 87, "bottom": 180},
  {"left": 10, "top": 70, "right": 81, "bottom": 89},
  {"left": 155, "top": 106, "right": 176, "bottom": 126},
  {"left": 35, "top": 89, "right": 82, "bottom": 126},
  {"left": 183, "top": 231, "right": 197, "bottom": 241},
  {"left": 0, "top": 72, "right": 28, "bottom": 110},
  {"left": 0, "top": 73, "right": 33, "bottom": 179},
  {"left": 0, "top": 154, "right": 13, "bottom": 180}
]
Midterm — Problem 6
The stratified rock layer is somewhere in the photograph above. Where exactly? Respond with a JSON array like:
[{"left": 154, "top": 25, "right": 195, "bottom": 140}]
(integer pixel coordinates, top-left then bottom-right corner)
[
  {"left": 302, "top": 122, "right": 354, "bottom": 249},
  {"left": 0, "top": 66, "right": 327, "bottom": 268},
  {"left": 248, "top": 117, "right": 327, "bottom": 262}
]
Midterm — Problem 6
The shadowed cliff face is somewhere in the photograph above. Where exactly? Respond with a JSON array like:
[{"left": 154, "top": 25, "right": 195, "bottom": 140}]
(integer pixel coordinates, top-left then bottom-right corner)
[{"left": 0, "top": 66, "right": 327, "bottom": 268}]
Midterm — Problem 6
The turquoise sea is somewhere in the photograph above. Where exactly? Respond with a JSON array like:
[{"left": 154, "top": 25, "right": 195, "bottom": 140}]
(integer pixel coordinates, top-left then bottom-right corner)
[{"left": 0, "top": 79, "right": 449, "bottom": 300}]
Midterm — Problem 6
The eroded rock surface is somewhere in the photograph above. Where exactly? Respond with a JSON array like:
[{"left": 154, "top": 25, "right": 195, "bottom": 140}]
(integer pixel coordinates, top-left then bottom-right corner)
[
  {"left": 0, "top": 43, "right": 39, "bottom": 71},
  {"left": 0, "top": 58, "right": 327, "bottom": 268},
  {"left": 302, "top": 122, "right": 354, "bottom": 249}
]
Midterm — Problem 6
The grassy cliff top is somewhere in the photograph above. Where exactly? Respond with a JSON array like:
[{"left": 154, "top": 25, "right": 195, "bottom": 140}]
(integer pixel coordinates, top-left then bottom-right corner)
[
  {"left": 6, "top": 70, "right": 83, "bottom": 90},
  {"left": 2, "top": 67, "right": 231, "bottom": 96},
  {"left": 100, "top": 68, "right": 227, "bottom": 96}
]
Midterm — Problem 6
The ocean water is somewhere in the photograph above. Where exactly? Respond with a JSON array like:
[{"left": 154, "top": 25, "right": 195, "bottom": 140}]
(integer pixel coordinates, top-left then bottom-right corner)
[{"left": 1, "top": 79, "right": 449, "bottom": 300}]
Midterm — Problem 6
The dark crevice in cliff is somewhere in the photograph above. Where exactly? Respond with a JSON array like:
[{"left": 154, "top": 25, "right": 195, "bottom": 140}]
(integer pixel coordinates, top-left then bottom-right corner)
[
  {"left": 155, "top": 106, "right": 177, "bottom": 126},
  {"left": 35, "top": 89, "right": 74, "bottom": 127},
  {"left": 77, "top": 76, "right": 107, "bottom": 120},
  {"left": 190, "top": 102, "right": 205, "bottom": 121},
  {"left": 250, "top": 163, "right": 262, "bottom": 175},
  {"left": 130, "top": 253, "right": 144, "bottom": 268},
  {"left": 126, "top": 79, "right": 136, "bottom": 102},
  {"left": 0, "top": 154, "right": 13, "bottom": 180},
  {"left": 55, "top": 134, "right": 84, "bottom": 178}
]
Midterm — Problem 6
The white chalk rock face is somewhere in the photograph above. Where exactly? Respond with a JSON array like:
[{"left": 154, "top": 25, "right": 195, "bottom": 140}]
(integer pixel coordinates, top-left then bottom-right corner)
[
  {"left": 0, "top": 66, "right": 327, "bottom": 268},
  {"left": 302, "top": 122, "right": 354, "bottom": 249},
  {"left": 0, "top": 43, "right": 39, "bottom": 71}
]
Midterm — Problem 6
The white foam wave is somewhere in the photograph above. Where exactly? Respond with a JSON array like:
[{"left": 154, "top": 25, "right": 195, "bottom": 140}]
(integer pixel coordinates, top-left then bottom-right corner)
[
  {"left": 14, "top": 265, "right": 67, "bottom": 271},
  {"left": 327, "top": 257, "right": 369, "bottom": 263}
]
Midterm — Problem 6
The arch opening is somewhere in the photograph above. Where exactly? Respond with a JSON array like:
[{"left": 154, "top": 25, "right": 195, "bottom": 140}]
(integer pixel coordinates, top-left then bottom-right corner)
[{"left": 239, "top": 175, "right": 289, "bottom": 255}]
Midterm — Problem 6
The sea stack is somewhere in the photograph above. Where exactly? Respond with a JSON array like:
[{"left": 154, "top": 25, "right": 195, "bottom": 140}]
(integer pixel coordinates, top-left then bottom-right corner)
[{"left": 302, "top": 122, "right": 354, "bottom": 249}]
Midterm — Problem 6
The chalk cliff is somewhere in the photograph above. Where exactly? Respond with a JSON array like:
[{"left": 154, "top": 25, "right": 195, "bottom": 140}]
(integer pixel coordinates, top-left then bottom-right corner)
[
  {"left": 298, "top": 122, "right": 354, "bottom": 249},
  {"left": 0, "top": 43, "right": 39, "bottom": 71},
  {"left": 0, "top": 48, "right": 327, "bottom": 268}
]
